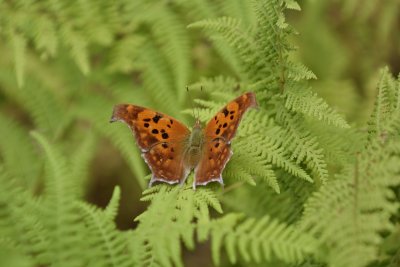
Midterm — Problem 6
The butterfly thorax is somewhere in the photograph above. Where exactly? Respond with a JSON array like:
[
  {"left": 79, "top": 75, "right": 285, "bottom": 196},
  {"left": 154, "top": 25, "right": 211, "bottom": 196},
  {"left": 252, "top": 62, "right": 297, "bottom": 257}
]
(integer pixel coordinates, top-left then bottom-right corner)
[{"left": 184, "top": 120, "right": 205, "bottom": 168}]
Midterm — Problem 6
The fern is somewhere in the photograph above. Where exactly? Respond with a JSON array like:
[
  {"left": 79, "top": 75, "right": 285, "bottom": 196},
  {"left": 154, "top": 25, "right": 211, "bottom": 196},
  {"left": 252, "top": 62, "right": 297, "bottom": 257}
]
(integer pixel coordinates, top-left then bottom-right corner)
[
  {"left": 132, "top": 185, "right": 222, "bottom": 267},
  {"left": 0, "top": 168, "right": 49, "bottom": 266},
  {"left": 187, "top": 0, "right": 350, "bottom": 194},
  {"left": 201, "top": 213, "right": 318, "bottom": 265},
  {"left": 300, "top": 69, "right": 400, "bottom": 267},
  {"left": 0, "top": 114, "right": 41, "bottom": 188},
  {"left": 284, "top": 85, "right": 350, "bottom": 128},
  {"left": 32, "top": 132, "right": 86, "bottom": 267},
  {"left": 78, "top": 187, "right": 135, "bottom": 267},
  {"left": 0, "top": 0, "right": 399, "bottom": 267},
  {"left": 149, "top": 4, "right": 191, "bottom": 104}
]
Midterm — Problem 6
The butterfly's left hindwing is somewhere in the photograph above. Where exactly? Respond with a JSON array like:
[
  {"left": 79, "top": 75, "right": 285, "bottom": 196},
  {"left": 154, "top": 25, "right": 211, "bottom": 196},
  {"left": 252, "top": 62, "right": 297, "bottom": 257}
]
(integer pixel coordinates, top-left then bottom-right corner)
[
  {"left": 111, "top": 104, "right": 191, "bottom": 184},
  {"left": 194, "top": 139, "right": 232, "bottom": 187}
]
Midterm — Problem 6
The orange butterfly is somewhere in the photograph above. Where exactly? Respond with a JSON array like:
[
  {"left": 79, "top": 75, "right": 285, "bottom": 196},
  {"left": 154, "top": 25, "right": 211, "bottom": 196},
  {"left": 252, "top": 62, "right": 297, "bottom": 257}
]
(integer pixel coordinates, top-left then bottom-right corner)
[{"left": 110, "top": 92, "right": 257, "bottom": 189}]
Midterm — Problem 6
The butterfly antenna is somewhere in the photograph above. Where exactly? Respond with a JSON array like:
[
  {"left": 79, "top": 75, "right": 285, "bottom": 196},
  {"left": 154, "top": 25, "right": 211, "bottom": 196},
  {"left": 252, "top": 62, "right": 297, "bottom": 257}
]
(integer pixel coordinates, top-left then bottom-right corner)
[
  {"left": 186, "top": 86, "right": 197, "bottom": 121},
  {"left": 198, "top": 85, "right": 203, "bottom": 119}
]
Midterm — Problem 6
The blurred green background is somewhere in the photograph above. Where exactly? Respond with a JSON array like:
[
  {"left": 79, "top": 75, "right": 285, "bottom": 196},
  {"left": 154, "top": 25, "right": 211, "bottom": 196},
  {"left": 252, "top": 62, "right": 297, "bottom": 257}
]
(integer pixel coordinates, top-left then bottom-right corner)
[{"left": 0, "top": 0, "right": 399, "bottom": 266}]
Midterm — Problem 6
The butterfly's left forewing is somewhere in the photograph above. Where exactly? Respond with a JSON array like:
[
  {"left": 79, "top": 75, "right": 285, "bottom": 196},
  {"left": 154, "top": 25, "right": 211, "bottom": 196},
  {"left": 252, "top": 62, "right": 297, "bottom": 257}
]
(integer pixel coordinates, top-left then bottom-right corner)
[
  {"left": 194, "top": 92, "right": 257, "bottom": 188},
  {"left": 111, "top": 104, "right": 191, "bottom": 185}
]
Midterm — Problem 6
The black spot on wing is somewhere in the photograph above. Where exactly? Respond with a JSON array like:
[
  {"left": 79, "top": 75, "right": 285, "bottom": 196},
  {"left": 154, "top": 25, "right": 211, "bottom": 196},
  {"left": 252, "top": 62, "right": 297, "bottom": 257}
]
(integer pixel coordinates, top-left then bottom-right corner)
[
  {"left": 144, "top": 123, "right": 149, "bottom": 128},
  {"left": 153, "top": 114, "right": 162, "bottom": 123},
  {"left": 215, "top": 129, "right": 220, "bottom": 135},
  {"left": 230, "top": 115, "right": 234, "bottom": 120},
  {"left": 162, "top": 133, "right": 169, "bottom": 139},
  {"left": 223, "top": 123, "right": 227, "bottom": 128},
  {"left": 143, "top": 118, "right": 151, "bottom": 122},
  {"left": 152, "top": 129, "right": 159, "bottom": 134},
  {"left": 162, "top": 143, "right": 168, "bottom": 148},
  {"left": 222, "top": 108, "right": 229, "bottom": 117}
]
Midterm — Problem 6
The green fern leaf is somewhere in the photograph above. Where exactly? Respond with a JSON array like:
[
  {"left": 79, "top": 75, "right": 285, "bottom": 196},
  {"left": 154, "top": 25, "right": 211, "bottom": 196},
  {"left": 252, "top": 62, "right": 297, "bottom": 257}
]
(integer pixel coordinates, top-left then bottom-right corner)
[
  {"left": 78, "top": 187, "right": 134, "bottom": 267},
  {"left": 207, "top": 213, "right": 317, "bottom": 265},
  {"left": 284, "top": 85, "right": 350, "bottom": 128}
]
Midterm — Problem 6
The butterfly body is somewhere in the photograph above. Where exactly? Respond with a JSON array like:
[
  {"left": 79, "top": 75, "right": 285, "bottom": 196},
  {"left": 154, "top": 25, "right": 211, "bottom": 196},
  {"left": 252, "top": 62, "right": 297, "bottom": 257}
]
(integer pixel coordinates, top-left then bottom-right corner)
[
  {"left": 111, "top": 92, "right": 257, "bottom": 189},
  {"left": 184, "top": 121, "right": 205, "bottom": 168}
]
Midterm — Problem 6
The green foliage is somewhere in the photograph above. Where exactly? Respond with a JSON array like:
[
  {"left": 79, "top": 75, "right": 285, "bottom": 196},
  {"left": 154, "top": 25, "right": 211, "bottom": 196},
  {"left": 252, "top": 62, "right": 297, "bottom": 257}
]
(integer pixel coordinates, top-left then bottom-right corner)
[
  {"left": 132, "top": 185, "right": 222, "bottom": 267},
  {"left": 201, "top": 213, "right": 318, "bottom": 265},
  {"left": 0, "top": 1, "right": 399, "bottom": 267}
]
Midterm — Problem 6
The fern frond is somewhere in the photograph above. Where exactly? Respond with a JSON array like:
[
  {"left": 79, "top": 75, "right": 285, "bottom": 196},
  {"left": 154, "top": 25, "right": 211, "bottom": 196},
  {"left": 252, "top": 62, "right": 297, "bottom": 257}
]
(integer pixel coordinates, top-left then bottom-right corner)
[
  {"left": 188, "top": 17, "right": 265, "bottom": 80},
  {"left": 139, "top": 41, "right": 180, "bottom": 118},
  {"left": 0, "top": 66, "right": 71, "bottom": 138},
  {"left": 300, "top": 70, "right": 400, "bottom": 267},
  {"left": 204, "top": 213, "right": 318, "bottom": 265},
  {"left": 78, "top": 187, "right": 134, "bottom": 267},
  {"left": 227, "top": 139, "right": 279, "bottom": 192},
  {"left": 367, "top": 67, "right": 399, "bottom": 139},
  {"left": 274, "top": 111, "right": 329, "bottom": 184},
  {"left": 104, "top": 186, "right": 121, "bottom": 220},
  {"left": 61, "top": 26, "right": 90, "bottom": 75},
  {"left": 107, "top": 35, "right": 144, "bottom": 73},
  {"left": 134, "top": 185, "right": 223, "bottom": 266},
  {"left": 284, "top": 0, "right": 301, "bottom": 11},
  {"left": 287, "top": 62, "right": 317, "bottom": 81},
  {"left": 248, "top": 133, "right": 313, "bottom": 183},
  {"left": 284, "top": 85, "right": 350, "bottom": 128},
  {"left": 0, "top": 168, "right": 49, "bottom": 266},
  {"left": 69, "top": 132, "right": 96, "bottom": 198},
  {"left": 150, "top": 5, "right": 191, "bottom": 103},
  {"left": 33, "top": 15, "right": 58, "bottom": 57},
  {"left": 31, "top": 132, "right": 87, "bottom": 267},
  {"left": 0, "top": 113, "right": 41, "bottom": 188},
  {"left": 220, "top": 0, "right": 257, "bottom": 27},
  {"left": 133, "top": 187, "right": 185, "bottom": 267}
]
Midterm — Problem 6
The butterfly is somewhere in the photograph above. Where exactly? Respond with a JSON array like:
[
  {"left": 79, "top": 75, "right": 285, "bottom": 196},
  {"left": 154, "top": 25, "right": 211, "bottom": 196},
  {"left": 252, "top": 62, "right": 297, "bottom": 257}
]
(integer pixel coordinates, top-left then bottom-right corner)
[{"left": 110, "top": 92, "right": 257, "bottom": 189}]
